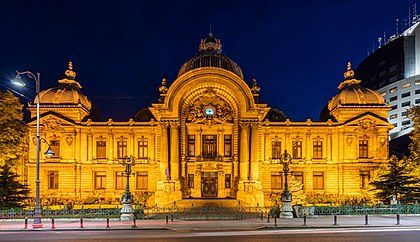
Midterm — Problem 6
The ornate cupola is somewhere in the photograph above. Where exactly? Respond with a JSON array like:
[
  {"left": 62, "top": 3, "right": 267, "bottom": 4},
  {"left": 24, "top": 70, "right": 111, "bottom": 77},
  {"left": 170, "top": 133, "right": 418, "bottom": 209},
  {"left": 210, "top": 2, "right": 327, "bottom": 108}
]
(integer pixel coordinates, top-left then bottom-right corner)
[
  {"left": 326, "top": 62, "right": 388, "bottom": 122},
  {"left": 177, "top": 32, "right": 244, "bottom": 79},
  {"left": 29, "top": 62, "right": 92, "bottom": 122}
]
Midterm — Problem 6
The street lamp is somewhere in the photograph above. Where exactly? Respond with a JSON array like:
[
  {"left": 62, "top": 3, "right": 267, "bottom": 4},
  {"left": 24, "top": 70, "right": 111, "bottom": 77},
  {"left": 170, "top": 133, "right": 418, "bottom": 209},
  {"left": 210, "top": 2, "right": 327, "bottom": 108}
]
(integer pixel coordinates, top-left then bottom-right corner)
[
  {"left": 279, "top": 149, "right": 293, "bottom": 218},
  {"left": 120, "top": 155, "right": 136, "bottom": 221},
  {"left": 11, "top": 71, "right": 55, "bottom": 228}
]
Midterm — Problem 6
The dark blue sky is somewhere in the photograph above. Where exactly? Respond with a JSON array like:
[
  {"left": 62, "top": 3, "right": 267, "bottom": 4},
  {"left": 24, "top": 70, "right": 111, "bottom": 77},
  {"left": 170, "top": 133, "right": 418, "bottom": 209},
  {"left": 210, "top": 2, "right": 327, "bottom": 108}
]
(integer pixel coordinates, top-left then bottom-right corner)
[{"left": 0, "top": 1, "right": 415, "bottom": 121}]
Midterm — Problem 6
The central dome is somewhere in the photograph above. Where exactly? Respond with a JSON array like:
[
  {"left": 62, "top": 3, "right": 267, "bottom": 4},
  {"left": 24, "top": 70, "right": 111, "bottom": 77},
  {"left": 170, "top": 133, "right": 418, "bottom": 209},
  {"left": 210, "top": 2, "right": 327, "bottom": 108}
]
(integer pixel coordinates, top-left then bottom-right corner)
[{"left": 177, "top": 33, "right": 244, "bottom": 79}]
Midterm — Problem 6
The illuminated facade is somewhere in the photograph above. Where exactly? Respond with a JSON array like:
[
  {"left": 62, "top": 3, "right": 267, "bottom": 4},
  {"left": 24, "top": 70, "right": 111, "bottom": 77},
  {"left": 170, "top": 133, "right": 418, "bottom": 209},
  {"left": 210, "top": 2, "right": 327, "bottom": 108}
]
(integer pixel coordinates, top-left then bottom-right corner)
[{"left": 22, "top": 34, "right": 391, "bottom": 207}]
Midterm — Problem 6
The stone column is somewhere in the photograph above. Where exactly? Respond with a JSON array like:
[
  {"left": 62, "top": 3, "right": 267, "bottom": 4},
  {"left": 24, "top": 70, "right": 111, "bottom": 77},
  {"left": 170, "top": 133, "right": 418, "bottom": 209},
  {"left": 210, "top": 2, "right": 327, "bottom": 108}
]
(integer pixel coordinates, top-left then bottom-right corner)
[
  {"left": 160, "top": 123, "right": 169, "bottom": 180},
  {"left": 250, "top": 123, "right": 259, "bottom": 180},
  {"left": 170, "top": 122, "right": 180, "bottom": 180},
  {"left": 108, "top": 132, "right": 114, "bottom": 160},
  {"left": 327, "top": 133, "right": 332, "bottom": 161},
  {"left": 87, "top": 133, "right": 93, "bottom": 161},
  {"left": 240, "top": 122, "right": 249, "bottom": 180}
]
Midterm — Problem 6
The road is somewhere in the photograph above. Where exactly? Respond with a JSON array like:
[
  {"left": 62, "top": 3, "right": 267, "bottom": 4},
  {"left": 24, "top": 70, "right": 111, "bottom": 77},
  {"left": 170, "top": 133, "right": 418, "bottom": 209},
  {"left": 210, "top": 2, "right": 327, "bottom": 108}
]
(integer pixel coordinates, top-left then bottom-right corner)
[{"left": 1, "top": 227, "right": 420, "bottom": 242}]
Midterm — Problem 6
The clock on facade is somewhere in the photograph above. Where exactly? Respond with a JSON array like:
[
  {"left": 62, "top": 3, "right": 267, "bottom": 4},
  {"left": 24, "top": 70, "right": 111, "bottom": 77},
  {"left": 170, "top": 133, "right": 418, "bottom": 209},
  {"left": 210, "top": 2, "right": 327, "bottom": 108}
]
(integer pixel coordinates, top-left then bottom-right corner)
[{"left": 204, "top": 107, "right": 215, "bottom": 116}]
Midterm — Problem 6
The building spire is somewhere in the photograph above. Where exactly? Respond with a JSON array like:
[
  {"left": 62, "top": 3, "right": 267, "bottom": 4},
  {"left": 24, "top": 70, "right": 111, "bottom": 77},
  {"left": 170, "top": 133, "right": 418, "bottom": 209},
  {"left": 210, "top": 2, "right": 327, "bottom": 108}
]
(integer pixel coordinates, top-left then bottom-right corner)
[
  {"left": 58, "top": 61, "right": 82, "bottom": 89},
  {"left": 338, "top": 61, "right": 361, "bottom": 89}
]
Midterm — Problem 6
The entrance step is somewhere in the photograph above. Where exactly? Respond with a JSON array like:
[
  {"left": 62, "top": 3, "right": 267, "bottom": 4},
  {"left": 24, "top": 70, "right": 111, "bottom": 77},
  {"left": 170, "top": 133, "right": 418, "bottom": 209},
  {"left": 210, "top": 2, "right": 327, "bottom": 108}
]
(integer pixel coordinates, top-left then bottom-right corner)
[{"left": 175, "top": 198, "right": 240, "bottom": 209}]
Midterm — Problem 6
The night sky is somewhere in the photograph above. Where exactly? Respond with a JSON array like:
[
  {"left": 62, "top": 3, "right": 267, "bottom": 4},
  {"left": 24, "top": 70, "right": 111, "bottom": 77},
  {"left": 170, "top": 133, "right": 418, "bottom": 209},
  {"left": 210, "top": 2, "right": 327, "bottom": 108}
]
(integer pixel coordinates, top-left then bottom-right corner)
[{"left": 0, "top": 1, "right": 415, "bottom": 121}]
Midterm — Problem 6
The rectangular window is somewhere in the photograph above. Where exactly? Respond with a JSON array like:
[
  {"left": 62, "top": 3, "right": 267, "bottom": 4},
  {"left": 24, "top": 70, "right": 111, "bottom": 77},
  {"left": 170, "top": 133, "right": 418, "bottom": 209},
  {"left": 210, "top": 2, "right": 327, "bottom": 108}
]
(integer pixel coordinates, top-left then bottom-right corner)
[
  {"left": 313, "top": 141, "right": 323, "bottom": 159},
  {"left": 115, "top": 172, "right": 126, "bottom": 190},
  {"left": 202, "top": 135, "right": 217, "bottom": 158},
  {"left": 402, "top": 120, "right": 410, "bottom": 125},
  {"left": 224, "top": 135, "right": 232, "bottom": 157},
  {"left": 271, "top": 172, "right": 282, "bottom": 190},
  {"left": 416, "top": 80, "right": 420, "bottom": 85},
  {"left": 313, "top": 171, "right": 324, "bottom": 190},
  {"left": 48, "top": 171, "right": 59, "bottom": 189},
  {"left": 390, "top": 87, "right": 398, "bottom": 93},
  {"left": 360, "top": 171, "right": 370, "bottom": 189},
  {"left": 415, "top": 89, "right": 420, "bottom": 94},
  {"left": 188, "top": 174, "right": 194, "bottom": 188},
  {"left": 402, "top": 111, "right": 408, "bottom": 117},
  {"left": 94, "top": 171, "right": 106, "bottom": 190},
  {"left": 392, "top": 123, "right": 397, "bottom": 128},
  {"left": 117, "top": 141, "right": 127, "bottom": 158},
  {"left": 391, "top": 105, "right": 397, "bottom": 110},
  {"left": 389, "top": 96, "right": 397, "bottom": 102},
  {"left": 137, "top": 141, "right": 148, "bottom": 158},
  {"left": 416, "top": 99, "right": 420, "bottom": 104},
  {"left": 402, "top": 92, "right": 410, "bottom": 98},
  {"left": 359, "top": 140, "right": 369, "bottom": 158},
  {"left": 136, "top": 171, "right": 148, "bottom": 190},
  {"left": 402, "top": 82, "right": 411, "bottom": 89},
  {"left": 225, "top": 174, "right": 231, "bottom": 188},
  {"left": 380, "top": 91, "right": 386, "bottom": 97},
  {"left": 50, "top": 140, "right": 60, "bottom": 157},
  {"left": 272, "top": 141, "right": 281, "bottom": 159},
  {"left": 402, "top": 101, "right": 411, "bottom": 107},
  {"left": 390, "top": 114, "right": 398, "bottom": 119},
  {"left": 292, "top": 171, "right": 304, "bottom": 187},
  {"left": 96, "top": 141, "right": 106, "bottom": 159},
  {"left": 187, "top": 135, "right": 195, "bottom": 157},
  {"left": 292, "top": 141, "right": 302, "bottom": 159}
]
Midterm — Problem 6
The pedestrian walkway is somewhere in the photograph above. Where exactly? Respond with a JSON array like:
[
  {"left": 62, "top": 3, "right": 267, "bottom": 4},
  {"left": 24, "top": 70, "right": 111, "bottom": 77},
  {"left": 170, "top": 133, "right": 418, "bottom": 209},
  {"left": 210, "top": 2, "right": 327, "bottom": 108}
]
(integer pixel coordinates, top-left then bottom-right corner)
[{"left": 1, "top": 215, "right": 420, "bottom": 232}]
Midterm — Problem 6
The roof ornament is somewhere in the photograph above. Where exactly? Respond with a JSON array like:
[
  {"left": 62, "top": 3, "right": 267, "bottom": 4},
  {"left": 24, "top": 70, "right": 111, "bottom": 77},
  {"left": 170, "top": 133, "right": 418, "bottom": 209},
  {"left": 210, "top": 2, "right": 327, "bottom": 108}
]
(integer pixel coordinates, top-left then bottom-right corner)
[
  {"left": 199, "top": 32, "right": 222, "bottom": 53},
  {"left": 251, "top": 78, "right": 260, "bottom": 93},
  {"left": 338, "top": 61, "right": 361, "bottom": 89},
  {"left": 58, "top": 61, "right": 82, "bottom": 89},
  {"left": 159, "top": 78, "right": 168, "bottom": 94},
  {"left": 209, "top": 24, "right": 213, "bottom": 37}
]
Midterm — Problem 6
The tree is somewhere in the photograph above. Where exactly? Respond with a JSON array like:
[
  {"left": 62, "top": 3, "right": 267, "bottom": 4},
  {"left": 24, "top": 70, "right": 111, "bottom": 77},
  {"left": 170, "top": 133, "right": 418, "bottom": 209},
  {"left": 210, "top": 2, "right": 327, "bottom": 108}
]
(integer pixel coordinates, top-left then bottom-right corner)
[
  {"left": 0, "top": 162, "right": 30, "bottom": 208},
  {"left": 289, "top": 176, "right": 306, "bottom": 205},
  {"left": 370, "top": 156, "right": 420, "bottom": 204},
  {"left": 0, "top": 90, "right": 27, "bottom": 166}
]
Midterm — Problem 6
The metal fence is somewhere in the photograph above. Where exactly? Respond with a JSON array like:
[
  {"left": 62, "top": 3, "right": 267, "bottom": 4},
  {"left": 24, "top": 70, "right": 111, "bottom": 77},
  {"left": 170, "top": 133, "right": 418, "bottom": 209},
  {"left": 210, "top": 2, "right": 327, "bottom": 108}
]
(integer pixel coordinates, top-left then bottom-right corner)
[
  {"left": 2, "top": 204, "right": 419, "bottom": 220},
  {"left": 0, "top": 205, "right": 263, "bottom": 220},
  {"left": 313, "top": 204, "right": 420, "bottom": 215}
]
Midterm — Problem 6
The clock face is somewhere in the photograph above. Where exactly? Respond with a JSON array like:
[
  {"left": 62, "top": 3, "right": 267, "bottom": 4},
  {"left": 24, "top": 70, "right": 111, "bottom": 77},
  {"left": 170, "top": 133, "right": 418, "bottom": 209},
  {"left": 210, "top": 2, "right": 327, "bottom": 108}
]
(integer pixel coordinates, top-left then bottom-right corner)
[{"left": 205, "top": 107, "right": 215, "bottom": 116}]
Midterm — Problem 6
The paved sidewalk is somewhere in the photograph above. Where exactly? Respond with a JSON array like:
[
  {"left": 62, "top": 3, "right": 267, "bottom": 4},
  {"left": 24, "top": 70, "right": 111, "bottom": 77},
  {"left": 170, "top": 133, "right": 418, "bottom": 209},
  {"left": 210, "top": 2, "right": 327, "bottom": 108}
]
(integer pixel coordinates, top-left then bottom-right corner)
[{"left": 1, "top": 215, "right": 420, "bottom": 231}]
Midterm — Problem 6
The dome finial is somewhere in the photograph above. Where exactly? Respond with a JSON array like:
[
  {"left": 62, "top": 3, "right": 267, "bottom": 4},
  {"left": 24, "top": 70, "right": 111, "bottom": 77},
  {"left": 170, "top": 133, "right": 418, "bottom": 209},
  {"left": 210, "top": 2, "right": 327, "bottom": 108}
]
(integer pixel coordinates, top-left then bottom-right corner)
[
  {"left": 338, "top": 61, "right": 361, "bottom": 89},
  {"left": 58, "top": 61, "right": 82, "bottom": 89},
  {"left": 343, "top": 61, "right": 355, "bottom": 80}
]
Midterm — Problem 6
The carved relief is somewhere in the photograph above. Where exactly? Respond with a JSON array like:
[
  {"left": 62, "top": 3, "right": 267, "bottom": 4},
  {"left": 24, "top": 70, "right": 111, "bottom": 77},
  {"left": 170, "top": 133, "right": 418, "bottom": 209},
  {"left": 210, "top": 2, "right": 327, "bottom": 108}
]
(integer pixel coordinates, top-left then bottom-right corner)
[
  {"left": 65, "top": 135, "right": 73, "bottom": 146},
  {"left": 354, "top": 118, "right": 377, "bottom": 134},
  {"left": 42, "top": 118, "right": 65, "bottom": 132},
  {"left": 346, "top": 136, "right": 353, "bottom": 146},
  {"left": 186, "top": 87, "right": 233, "bottom": 124}
]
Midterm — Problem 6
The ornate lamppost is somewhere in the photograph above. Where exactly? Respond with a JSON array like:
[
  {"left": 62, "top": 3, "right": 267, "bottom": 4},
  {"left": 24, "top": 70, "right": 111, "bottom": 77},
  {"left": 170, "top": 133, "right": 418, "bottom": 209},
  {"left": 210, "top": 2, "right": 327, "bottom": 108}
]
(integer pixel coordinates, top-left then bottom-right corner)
[
  {"left": 279, "top": 150, "right": 293, "bottom": 218},
  {"left": 11, "top": 71, "right": 55, "bottom": 228},
  {"left": 120, "top": 155, "right": 136, "bottom": 220}
]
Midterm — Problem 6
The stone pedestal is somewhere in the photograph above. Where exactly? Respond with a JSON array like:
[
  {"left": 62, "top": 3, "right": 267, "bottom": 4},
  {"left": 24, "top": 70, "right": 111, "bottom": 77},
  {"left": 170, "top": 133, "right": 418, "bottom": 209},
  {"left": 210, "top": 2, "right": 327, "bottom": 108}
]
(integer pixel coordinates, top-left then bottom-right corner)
[
  {"left": 120, "top": 198, "right": 135, "bottom": 221},
  {"left": 280, "top": 200, "right": 293, "bottom": 219}
]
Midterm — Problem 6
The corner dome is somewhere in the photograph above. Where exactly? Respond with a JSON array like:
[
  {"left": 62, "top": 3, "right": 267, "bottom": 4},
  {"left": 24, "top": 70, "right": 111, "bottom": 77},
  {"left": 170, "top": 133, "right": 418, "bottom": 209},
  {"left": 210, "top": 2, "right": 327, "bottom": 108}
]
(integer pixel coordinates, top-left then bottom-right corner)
[
  {"left": 177, "top": 33, "right": 244, "bottom": 79},
  {"left": 328, "top": 62, "right": 385, "bottom": 111},
  {"left": 36, "top": 62, "right": 92, "bottom": 111}
]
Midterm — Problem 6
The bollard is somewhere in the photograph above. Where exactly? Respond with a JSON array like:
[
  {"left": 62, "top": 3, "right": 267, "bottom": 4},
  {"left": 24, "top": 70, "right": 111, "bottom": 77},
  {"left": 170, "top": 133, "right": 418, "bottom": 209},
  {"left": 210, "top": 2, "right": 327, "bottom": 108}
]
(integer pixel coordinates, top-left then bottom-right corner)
[
  {"left": 51, "top": 218, "right": 55, "bottom": 229},
  {"left": 166, "top": 214, "right": 169, "bottom": 224},
  {"left": 106, "top": 217, "right": 110, "bottom": 228},
  {"left": 365, "top": 214, "right": 369, "bottom": 225},
  {"left": 274, "top": 216, "right": 277, "bottom": 226},
  {"left": 132, "top": 217, "right": 137, "bottom": 228},
  {"left": 267, "top": 213, "right": 270, "bottom": 223},
  {"left": 396, "top": 214, "right": 400, "bottom": 225},
  {"left": 80, "top": 218, "right": 84, "bottom": 228},
  {"left": 333, "top": 215, "right": 338, "bottom": 226},
  {"left": 24, "top": 217, "right": 28, "bottom": 229},
  {"left": 171, "top": 213, "right": 174, "bottom": 222},
  {"left": 261, "top": 211, "right": 264, "bottom": 220},
  {"left": 303, "top": 215, "right": 307, "bottom": 226}
]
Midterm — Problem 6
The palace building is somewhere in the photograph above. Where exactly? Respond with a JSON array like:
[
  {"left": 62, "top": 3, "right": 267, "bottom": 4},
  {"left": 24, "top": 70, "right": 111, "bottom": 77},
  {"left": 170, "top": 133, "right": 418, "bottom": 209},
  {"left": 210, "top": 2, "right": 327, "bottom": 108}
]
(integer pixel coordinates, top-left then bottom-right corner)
[{"left": 21, "top": 33, "right": 391, "bottom": 207}]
